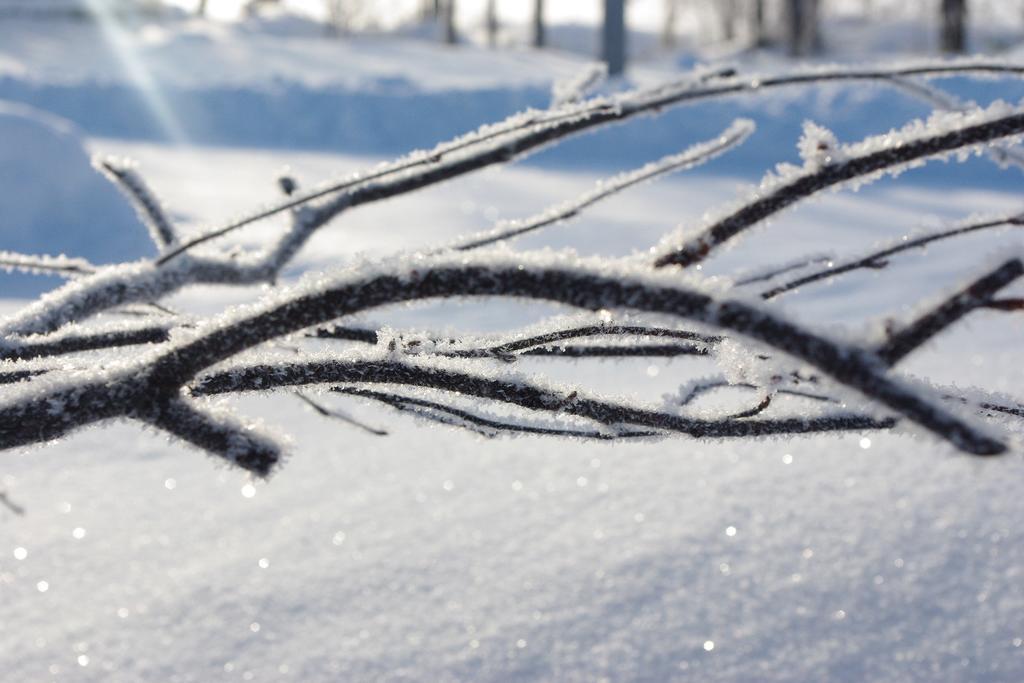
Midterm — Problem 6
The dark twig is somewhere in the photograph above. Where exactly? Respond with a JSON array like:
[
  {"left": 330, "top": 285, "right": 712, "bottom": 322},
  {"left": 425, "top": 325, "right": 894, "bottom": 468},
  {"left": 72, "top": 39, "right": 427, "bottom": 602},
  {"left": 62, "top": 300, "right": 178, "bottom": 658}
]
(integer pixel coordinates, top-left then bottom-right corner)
[
  {"left": 761, "top": 214, "right": 1024, "bottom": 299},
  {"left": 0, "top": 490, "right": 24, "bottom": 516},
  {"left": 451, "top": 119, "right": 753, "bottom": 251},
  {"left": 887, "top": 76, "right": 1024, "bottom": 171},
  {"left": 0, "top": 369, "right": 48, "bottom": 385},
  {"left": 877, "top": 258, "right": 1024, "bottom": 365},
  {"left": 982, "top": 298, "right": 1024, "bottom": 311},
  {"left": 517, "top": 343, "right": 711, "bottom": 359},
  {"left": 440, "top": 324, "right": 722, "bottom": 361},
  {"left": 724, "top": 394, "right": 774, "bottom": 419},
  {"left": 308, "top": 325, "right": 380, "bottom": 344},
  {"left": 3, "top": 257, "right": 955, "bottom": 476},
  {"left": 734, "top": 255, "right": 832, "bottom": 287},
  {"left": 293, "top": 391, "right": 388, "bottom": 436},
  {"left": 333, "top": 386, "right": 659, "bottom": 440},
  {"left": 1, "top": 325, "right": 171, "bottom": 362}
]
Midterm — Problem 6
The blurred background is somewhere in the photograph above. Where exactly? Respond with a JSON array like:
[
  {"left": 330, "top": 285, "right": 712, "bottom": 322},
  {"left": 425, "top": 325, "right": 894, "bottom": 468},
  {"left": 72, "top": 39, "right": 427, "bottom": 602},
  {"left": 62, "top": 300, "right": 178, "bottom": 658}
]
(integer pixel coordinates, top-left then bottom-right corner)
[{"left": 0, "top": 1, "right": 1020, "bottom": 66}]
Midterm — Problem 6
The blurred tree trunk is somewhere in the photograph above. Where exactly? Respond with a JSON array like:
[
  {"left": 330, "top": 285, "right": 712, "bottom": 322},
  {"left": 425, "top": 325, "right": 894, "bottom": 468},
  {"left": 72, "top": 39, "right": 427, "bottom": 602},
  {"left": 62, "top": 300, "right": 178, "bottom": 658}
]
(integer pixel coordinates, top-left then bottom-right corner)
[
  {"left": 532, "top": 0, "right": 546, "bottom": 48},
  {"left": 196, "top": 0, "right": 208, "bottom": 16},
  {"left": 940, "top": 0, "right": 967, "bottom": 53},
  {"left": 661, "top": 0, "right": 677, "bottom": 49},
  {"left": 421, "top": 0, "right": 441, "bottom": 20},
  {"left": 721, "top": 0, "right": 738, "bottom": 41},
  {"left": 443, "top": 0, "right": 457, "bottom": 44},
  {"left": 602, "top": 0, "right": 626, "bottom": 76},
  {"left": 485, "top": 0, "right": 498, "bottom": 47},
  {"left": 751, "top": 0, "right": 768, "bottom": 45},
  {"left": 784, "top": 0, "right": 820, "bottom": 56}
]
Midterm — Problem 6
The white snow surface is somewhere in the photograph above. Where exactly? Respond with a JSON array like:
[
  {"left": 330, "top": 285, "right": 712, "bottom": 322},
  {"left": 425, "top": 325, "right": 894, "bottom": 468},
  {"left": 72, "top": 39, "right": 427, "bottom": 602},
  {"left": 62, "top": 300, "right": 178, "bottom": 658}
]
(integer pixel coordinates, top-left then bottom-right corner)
[
  {"left": 3, "top": 17, "right": 1024, "bottom": 683},
  {"left": 0, "top": 101, "right": 153, "bottom": 295}
]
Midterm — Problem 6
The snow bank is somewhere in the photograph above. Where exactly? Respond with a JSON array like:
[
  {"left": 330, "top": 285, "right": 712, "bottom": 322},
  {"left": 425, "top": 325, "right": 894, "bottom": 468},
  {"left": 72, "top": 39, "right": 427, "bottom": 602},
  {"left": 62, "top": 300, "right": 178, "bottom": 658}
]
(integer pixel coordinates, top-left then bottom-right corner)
[{"left": 0, "top": 100, "right": 151, "bottom": 296}]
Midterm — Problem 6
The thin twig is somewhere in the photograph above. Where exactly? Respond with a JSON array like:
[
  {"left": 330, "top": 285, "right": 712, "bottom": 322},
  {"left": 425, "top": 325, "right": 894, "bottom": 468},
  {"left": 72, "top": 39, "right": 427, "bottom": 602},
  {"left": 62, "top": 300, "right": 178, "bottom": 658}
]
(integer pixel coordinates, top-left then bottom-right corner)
[
  {"left": 439, "top": 324, "right": 721, "bottom": 361},
  {"left": 761, "top": 213, "right": 1024, "bottom": 299},
  {"left": 877, "top": 258, "right": 1024, "bottom": 365},
  {"left": 451, "top": 119, "right": 753, "bottom": 251},
  {"left": 0, "top": 490, "right": 24, "bottom": 516},
  {"left": 734, "top": 255, "right": 832, "bottom": 287},
  {"left": 0, "top": 251, "right": 96, "bottom": 277},
  {"left": 333, "top": 386, "right": 658, "bottom": 440},
  {"left": 982, "top": 298, "right": 1024, "bottom": 311},
  {"left": 293, "top": 391, "right": 388, "bottom": 436}
]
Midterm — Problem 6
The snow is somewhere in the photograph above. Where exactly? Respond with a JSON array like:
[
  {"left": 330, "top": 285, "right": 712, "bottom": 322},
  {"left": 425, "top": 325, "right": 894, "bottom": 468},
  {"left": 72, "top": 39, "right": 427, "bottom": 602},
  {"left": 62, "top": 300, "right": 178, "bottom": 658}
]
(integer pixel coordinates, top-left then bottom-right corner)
[{"left": 3, "top": 9, "right": 1024, "bottom": 683}]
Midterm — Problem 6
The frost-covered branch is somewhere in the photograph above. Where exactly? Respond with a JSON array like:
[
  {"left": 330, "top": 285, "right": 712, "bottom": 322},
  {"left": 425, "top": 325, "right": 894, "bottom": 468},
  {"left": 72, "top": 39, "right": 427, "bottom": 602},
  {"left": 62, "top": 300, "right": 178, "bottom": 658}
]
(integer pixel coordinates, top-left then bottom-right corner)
[
  {"left": 877, "top": 258, "right": 1024, "bottom": 365},
  {"left": 654, "top": 103, "right": 1024, "bottom": 268},
  {"left": 193, "top": 356, "right": 893, "bottom": 441},
  {"left": 550, "top": 62, "right": 608, "bottom": 107},
  {"left": 433, "top": 323, "right": 720, "bottom": 361},
  {"left": 2, "top": 254, "right": 1006, "bottom": 477},
  {"left": 3, "top": 61, "right": 1023, "bottom": 473},
  {"left": 95, "top": 157, "right": 177, "bottom": 249},
  {"left": 141, "top": 398, "right": 281, "bottom": 474},
  {"left": 0, "top": 251, "right": 95, "bottom": 278},
  {"left": 888, "top": 76, "right": 1024, "bottom": 172},
  {"left": 452, "top": 119, "right": 754, "bottom": 251},
  {"left": 0, "top": 369, "right": 47, "bottom": 386},
  {"left": 313, "top": 321, "right": 719, "bottom": 361},
  {"left": 0, "top": 323, "right": 170, "bottom": 362},
  {"left": 144, "top": 254, "right": 1001, "bottom": 455},
  {"left": 155, "top": 60, "right": 1024, "bottom": 266}
]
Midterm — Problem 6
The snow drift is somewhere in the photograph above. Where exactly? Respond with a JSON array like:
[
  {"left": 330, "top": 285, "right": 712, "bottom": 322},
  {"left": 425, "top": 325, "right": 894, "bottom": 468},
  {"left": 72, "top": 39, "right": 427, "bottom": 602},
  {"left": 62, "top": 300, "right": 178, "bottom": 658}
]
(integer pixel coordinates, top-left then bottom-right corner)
[{"left": 0, "top": 100, "right": 152, "bottom": 296}]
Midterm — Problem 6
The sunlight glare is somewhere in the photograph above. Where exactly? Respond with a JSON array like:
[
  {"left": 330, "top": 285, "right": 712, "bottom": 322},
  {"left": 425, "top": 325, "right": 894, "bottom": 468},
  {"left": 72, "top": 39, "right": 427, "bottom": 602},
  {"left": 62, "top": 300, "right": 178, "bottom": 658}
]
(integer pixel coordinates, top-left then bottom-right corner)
[{"left": 86, "top": 0, "right": 188, "bottom": 144}]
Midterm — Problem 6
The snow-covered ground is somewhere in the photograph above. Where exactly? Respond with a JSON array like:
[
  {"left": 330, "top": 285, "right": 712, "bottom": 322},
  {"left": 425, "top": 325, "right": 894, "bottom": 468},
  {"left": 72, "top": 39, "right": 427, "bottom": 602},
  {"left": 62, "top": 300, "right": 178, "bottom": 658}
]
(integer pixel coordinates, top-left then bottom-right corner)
[{"left": 3, "top": 10, "right": 1024, "bottom": 683}]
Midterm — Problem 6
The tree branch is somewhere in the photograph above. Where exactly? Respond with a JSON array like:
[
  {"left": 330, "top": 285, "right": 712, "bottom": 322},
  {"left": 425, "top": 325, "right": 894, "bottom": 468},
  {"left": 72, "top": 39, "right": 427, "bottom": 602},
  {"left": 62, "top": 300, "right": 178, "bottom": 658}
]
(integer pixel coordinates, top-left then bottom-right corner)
[
  {"left": 95, "top": 156, "right": 177, "bottom": 249},
  {"left": 141, "top": 398, "right": 281, "bottom": 475},
  {"left": 333, "top": 386, "right": 660, "bottom": 440},
  {"left": 0, "top": 251, "right": 95, "bottom": 278},
  {"left": 654, "top": 104, "right": 1024, "bottom": 268},
  {"left": 155, "top": 61, "right": 1024, "bottom": 266},
  {"left": 132, "top": 255, "right": 999, "bottom": 455},
  {"left": 192, "top": 356, "right": 894, "bottom": 440},
  {"left": 0, "top": 324, "right": 171, "bottom": 362},
  {"left": 877, "top": 258, "right": 1024, "bottom": 365},
  {"left": 451, "top": 119, "right": 754, "bottom": 251}
]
